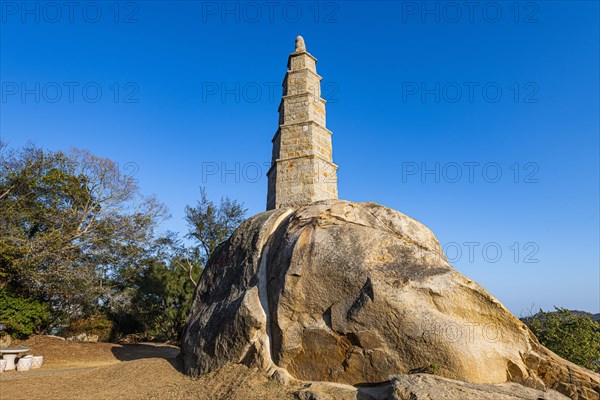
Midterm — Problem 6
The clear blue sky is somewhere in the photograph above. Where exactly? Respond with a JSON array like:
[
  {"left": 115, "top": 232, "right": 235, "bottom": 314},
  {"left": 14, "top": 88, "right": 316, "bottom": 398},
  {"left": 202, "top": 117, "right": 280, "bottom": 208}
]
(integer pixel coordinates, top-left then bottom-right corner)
[{"left": 1, "top": 1, "right": 598, "bottom": 315}]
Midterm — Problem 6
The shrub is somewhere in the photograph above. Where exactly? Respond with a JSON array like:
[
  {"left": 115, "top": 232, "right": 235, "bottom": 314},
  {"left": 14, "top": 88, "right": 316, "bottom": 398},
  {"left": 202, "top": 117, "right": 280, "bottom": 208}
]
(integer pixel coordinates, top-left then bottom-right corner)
[
  {"left": 61, "top": 314, "right": 114, "bottom": 342},
  {"left": 525, "top": 307, "right": 600, "bottom": 372},
  {"left": 0, "top": 291, "right": 51, "bottom": 339}
]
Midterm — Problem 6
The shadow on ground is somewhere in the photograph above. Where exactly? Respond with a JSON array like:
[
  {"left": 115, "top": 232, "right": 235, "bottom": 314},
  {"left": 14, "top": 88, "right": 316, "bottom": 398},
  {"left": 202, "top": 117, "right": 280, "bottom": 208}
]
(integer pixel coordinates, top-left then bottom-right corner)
[{"left": 111, "top": 343, "right": 182, "bottom": 370}]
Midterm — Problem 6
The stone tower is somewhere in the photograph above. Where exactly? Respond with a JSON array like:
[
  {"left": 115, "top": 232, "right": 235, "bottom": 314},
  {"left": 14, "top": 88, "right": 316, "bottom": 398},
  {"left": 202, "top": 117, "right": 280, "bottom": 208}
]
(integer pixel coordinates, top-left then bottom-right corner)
[{"left": 266, "top": 36, "right": 338, "bottom": 210}]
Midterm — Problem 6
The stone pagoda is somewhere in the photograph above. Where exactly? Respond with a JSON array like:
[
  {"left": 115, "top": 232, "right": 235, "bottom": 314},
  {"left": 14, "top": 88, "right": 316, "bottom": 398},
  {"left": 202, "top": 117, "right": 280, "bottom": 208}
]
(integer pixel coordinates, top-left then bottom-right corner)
[{"left": 266, "top": 36, "right": 338, "bottom": 210}]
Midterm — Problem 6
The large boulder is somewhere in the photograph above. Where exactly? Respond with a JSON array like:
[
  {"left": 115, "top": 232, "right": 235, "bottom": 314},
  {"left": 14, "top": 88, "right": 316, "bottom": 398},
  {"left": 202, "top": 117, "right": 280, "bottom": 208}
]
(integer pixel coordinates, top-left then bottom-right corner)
[{"left": 181, "top": 200, "right": 599, "bottom": 400}]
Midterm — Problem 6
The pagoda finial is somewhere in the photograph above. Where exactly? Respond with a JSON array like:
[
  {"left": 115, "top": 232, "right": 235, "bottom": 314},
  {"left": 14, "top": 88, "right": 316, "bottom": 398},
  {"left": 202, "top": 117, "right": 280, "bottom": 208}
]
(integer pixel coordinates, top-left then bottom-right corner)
[{"left": 295, "top": 35, "right": 306, "bottom": 53}]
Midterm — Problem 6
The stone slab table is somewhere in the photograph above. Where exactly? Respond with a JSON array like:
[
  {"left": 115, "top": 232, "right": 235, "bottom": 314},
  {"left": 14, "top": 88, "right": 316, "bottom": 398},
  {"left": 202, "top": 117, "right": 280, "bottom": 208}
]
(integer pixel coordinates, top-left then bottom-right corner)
[{"left": 0, "top": 347, "right": 30, "bottom": 371}]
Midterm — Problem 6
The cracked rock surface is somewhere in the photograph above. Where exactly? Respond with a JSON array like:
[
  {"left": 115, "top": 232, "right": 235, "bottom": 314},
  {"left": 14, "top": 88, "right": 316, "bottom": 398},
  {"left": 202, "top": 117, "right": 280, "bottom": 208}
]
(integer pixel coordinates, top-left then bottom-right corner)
[{"left": 180, "top": 200, "right": 599, "bottom": 400}]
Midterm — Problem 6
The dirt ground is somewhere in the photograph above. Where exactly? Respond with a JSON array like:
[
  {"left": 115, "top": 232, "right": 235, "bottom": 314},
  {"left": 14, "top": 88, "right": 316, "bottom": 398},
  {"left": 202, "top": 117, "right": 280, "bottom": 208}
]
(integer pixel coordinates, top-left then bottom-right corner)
[{"left": 0, "top": 336, "right": 298, "bottom": 400}]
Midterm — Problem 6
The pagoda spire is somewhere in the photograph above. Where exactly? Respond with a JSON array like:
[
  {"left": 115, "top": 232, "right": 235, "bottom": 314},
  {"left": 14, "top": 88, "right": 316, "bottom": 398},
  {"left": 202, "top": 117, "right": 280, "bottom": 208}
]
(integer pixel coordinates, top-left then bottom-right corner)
[{"left": 266, "top": 36, "right": 338, "bottom": 210}]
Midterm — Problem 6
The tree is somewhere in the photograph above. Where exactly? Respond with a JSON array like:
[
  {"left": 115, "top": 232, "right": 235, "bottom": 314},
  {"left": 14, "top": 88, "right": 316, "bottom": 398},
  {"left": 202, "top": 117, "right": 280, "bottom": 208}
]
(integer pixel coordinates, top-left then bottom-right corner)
[
  {"left": 525, "top": 308, "right": 600, "bottom": 372},
  {"left": 0, "top": 143, "right": 168, "bottom": 329},
  {"left": 132, "top": 255, "right": 199, "bottom": 342},
  {"left": 122, "top": 189, "right": 246, "bottom": 342},
  {"left": 109, "top": 232, "right": 203, "bottom": 342},
  {"left": 183, "top": 187, "right": 246, "bottom": 284}
]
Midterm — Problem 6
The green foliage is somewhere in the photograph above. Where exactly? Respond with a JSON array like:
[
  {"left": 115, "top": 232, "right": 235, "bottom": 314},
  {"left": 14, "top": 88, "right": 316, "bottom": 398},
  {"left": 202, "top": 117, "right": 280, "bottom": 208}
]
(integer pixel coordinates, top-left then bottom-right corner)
[
  {"left": 1, "top": 143, "right": 246, "bottom": 343},
  {"left": 0, "top": 291, "right": 50, "bottom": 339},
  {"left": 429, "top": 363, "right": 442, "bottom": 374},
  {"left": 104, "top": 288, "right": 145, "bottom": 340},
  {"left": 526, "top": 307, "right": 600, "bottom": 372},
  {"left": 184, "top": 187, "right": 247, "bottom": 260},
  {"left": 0, "top": 143, "right": 167, "bottom": 330},
  {"left": 132, "top": 258, "right": 200, "bottom": 342},
  {"left": 61, "top": 314, "right": 114, "bottom": 342},
  {"left": 409, "top": 363, "right": 442, "bottom": 375},
  {"left": 122, "top": 189, "right": 245, "bottom": 343}
]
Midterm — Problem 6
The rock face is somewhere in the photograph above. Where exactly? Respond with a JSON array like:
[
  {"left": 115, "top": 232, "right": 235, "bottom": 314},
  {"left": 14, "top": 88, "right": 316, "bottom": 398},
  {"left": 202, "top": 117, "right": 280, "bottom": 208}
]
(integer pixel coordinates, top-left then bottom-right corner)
[
  {"left": 385, "top": 374, "right": 571, "bottom": 400},
  {"left": 67, "top": 333, "right": 99, "bottom": 342},
  {"left": 386, "top": 374, "right": 572, "bottom": 400},
  {"left": 294, "top": 374, "right": 572, "bottom": 400},
  {"left": 181, "top": 200, "right": 600, "bottom": 400}
]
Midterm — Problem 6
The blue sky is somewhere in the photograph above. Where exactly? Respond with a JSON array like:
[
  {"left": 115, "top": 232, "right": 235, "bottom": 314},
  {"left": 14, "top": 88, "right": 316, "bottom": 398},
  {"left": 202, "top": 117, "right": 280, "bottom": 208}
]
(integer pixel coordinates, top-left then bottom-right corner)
[{"left": 1, "top": 1, "right": 598, "bottom": 315}]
